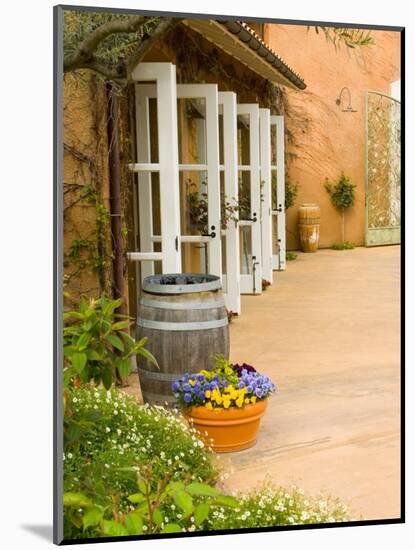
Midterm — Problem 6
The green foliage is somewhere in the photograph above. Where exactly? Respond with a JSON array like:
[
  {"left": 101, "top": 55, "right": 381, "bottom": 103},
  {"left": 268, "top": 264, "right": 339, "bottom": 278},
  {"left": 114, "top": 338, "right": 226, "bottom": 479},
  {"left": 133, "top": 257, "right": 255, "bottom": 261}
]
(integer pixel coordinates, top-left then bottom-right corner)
[
  {"left": 272, "top": 173, "right": 299, "bottom": 211},
  {"left": 325, "top": 173, "right": 356, "bottom": 211},
  {"left": 63, "top": 11, "right": 159, "bottom": 67},
  {"left": 65, "top": 472, "right": 350, "bottom": 538},
  {"left": 63, "top": 179, "right": 113, "bottom": 291},
  {"left": 204, "top": 483, "right": 350, "bottom": 530},
  {"left": 331, "top": 242, "right": 355, "bottom": 250},
  {"left": 238, "top": 179, "right": 251, "bottom": 220},
  {"left": 64, "top": 468, "right": 238, "bottom": 538},
  {"left": 187, "top": 181, "right": 239, "bottom": 231},
  {"left": 63, "top": 295, "right": 157, "bottom": 389},
  {"left": 286, "top": 251, "right": 298, "bottom": 261},
  {"left": 63, "top": 387, "right": 219, "bottom": 539},
  {"left": 285, "top": 177, "right": 299, "bottom": 211},
  {"left": 310, "top": 26, "right": 374, "bottom": 50}
]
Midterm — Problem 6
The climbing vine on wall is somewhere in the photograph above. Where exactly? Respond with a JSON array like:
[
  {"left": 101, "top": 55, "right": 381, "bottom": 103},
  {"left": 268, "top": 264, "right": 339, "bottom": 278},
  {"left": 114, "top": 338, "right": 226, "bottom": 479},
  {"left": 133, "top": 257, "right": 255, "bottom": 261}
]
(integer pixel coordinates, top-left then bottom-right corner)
[
  {"left": 64, "top": 74, "right": 111, "bottom": 303},
  {"left": 63, "top": 177, "right": 112, "bottom": 287},
  {"left": 165, "top": 26, "right": 286, "bottom": 115}
]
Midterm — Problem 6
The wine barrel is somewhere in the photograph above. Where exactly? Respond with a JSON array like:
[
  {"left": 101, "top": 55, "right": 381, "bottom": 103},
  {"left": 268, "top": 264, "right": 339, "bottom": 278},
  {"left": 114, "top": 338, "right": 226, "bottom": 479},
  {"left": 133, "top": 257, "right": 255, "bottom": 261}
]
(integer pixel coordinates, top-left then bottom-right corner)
[
  {"left": 136, "top": 273, "right": 229, "bottom": 405},
  {"left": 298, "top": 203, "right": 320, "bottom": 252}
]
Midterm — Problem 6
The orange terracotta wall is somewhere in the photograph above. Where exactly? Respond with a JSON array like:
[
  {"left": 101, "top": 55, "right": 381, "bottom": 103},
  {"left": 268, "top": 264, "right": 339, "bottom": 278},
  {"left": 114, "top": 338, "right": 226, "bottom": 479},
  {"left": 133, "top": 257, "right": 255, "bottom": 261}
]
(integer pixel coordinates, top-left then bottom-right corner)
[{"left": 265, "top": 25, "right": 401, "bottom": 248}]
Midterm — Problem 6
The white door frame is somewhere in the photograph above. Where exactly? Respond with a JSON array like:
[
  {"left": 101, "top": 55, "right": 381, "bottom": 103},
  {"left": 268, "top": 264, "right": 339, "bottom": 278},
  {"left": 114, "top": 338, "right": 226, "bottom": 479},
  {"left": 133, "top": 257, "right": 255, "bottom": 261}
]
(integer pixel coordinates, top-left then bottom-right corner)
[
  {"left": 218, "top": 91, "right": 241, "bottom": 314},
  {"left": 259, "top": 108, "right": 273, "bottom": 284},
  {"left": 237, "top": 104, "right": 262, "bottom": 294},
  {"left": 271, "top": 115, "right": 286, "bottom": 271},
  {"left": 128, "top": 63, "right": 182, "bottom": 281}
]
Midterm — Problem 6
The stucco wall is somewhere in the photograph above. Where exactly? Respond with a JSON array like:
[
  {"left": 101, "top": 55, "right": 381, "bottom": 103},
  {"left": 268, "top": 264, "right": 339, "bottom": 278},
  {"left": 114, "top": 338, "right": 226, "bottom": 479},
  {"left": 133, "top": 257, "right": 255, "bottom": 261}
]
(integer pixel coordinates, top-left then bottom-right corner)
[
  {"left": 265, "top": 25, "right": 400, "bottom": 248},
  {"left": 63, "top": 72, "right": 112, "bottom": 304}
]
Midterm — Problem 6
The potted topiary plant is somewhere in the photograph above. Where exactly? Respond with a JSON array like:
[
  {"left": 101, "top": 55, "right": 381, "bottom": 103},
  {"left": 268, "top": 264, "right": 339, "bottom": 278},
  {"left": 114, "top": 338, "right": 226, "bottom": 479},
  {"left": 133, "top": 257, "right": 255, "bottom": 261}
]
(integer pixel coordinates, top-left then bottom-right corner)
[
  {"left": 324, "top": 172, "right": 356, "bottom": 246},
  {"left": 172, "top": 355, "right": 276, "bottom": 453}
]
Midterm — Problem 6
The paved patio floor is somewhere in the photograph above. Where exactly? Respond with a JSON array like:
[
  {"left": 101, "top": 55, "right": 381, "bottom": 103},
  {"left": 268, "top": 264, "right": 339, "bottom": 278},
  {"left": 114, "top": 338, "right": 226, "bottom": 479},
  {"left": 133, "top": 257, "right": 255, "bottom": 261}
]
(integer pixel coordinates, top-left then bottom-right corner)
[{"left": 220, "top": 246, "right": 401, "bottom": 521}]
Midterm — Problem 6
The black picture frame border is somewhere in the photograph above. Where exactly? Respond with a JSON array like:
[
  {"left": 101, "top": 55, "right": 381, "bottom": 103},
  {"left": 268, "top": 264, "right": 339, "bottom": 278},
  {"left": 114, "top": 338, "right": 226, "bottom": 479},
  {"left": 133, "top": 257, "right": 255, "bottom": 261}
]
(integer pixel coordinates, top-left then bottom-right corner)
[{"left": 53, "top": 4, "right": 405, "bottom": 545}]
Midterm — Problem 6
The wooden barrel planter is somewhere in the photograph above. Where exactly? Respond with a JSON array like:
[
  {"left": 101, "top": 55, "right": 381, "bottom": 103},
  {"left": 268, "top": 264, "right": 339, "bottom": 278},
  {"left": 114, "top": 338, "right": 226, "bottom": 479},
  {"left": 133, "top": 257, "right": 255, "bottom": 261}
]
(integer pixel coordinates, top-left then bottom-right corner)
[
  {"left": 298, "top": 203, "right": 320, "bottom": 252},
  {"left": 136, "top": 273, "right": 229, "bottom": 406}
]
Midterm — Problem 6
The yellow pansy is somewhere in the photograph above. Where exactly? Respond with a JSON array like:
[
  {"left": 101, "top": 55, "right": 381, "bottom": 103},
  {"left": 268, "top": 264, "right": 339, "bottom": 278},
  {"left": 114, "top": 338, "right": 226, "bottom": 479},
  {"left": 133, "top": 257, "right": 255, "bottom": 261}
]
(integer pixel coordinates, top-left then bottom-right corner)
[
  {"left": 245, "top": 398, "right": 251, "bottom": 405},
  {"left": 223, "top": 398, "right": 231, "bottom": 409},
  {"left": 251, "top": 396, "right": 257, "bottom": 404},
  {"left": 236, "top": 395, "right": 244, "bottom": 408},
  {"left": 205, "top": 401, "right": 213, "bottom": 410},
  {"left": 205, "top": 390, "right": 211, "bottom": 398}
]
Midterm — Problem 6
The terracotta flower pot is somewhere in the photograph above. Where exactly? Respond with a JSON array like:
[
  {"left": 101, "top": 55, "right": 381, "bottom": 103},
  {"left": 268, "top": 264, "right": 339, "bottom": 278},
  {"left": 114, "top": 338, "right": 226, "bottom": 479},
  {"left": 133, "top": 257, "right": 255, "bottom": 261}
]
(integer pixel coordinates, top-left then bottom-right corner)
[{"left": 184, "top": 400, "right": 268, "bottom": 453}]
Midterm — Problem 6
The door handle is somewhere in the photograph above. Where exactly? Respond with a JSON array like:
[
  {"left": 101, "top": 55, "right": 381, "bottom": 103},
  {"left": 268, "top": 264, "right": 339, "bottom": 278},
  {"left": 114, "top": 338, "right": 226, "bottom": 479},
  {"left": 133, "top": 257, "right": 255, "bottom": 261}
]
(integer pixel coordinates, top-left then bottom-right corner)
[
  {"left": 201, "top": 225, "right": 216, "bottom": 238},
  {"left": 276, "top": 204, "right": 283, "bottom": 213},
  {"left": 245, "top": 212, "right": 257, "bottom": 223}
]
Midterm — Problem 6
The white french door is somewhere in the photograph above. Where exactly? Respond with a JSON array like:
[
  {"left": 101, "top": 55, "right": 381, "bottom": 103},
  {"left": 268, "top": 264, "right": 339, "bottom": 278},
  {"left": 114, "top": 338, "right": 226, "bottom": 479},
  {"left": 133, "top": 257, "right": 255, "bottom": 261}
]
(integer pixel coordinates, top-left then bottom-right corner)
[
  {"left": 259, "top": 108, "right": 273, "bottom": 284},
  {"left": 128, "top": 62, "right": 273, "bottom": 311},
  {"left": 128, "top": 70, "right": 224, "bottom": 291},
  {"left": 218, "top": 92, "right": 241, "bottom": 314},
  {"left": 176, "top": 84, "right": 222, "bottom": 279},
  {"left": 271, "top": 115, "right": 286, "bottom": 271},
  {"left": 128, "top": 63, "right": 181, "bottom": 294},
  {"left": 237, "top": 104, "right": 262, "bottom": 294}
]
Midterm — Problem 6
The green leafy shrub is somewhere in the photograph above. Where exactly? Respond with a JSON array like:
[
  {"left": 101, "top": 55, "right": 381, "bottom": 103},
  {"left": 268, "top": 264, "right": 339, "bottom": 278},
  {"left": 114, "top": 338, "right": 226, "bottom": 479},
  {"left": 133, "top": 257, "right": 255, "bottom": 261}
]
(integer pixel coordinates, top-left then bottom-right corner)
[
  {"left": 325, "top": 173, "right": 356, "bottom": 243},
  {"left": 64, "top": 470, "right": 239, "bottom": 538},
  {"left": 286, "top": 251, "right": 298, "bottom": 261},
  {"left": 204, "top": 483, "right": 350, "bottom": 530},
  {"left": 331, "top": 242, "right": 355, "bottom": 250},
  {"left": 63, "top": 295, "right": 157, "bottom": 389},
  {"left": 64, "top": 388, "right": 351, "bottom": 539},
  {"left": 285, "top": 177, "right": 299, "bottom": 211},
  {"left": 65, "top": 477, "right": 350, "bottom": 539},
  {"left": 64, "top": 387, "right": 219, "bottom": 539},
  {"left": 272, "top": 174, "right": 299, "bottom": 211}
]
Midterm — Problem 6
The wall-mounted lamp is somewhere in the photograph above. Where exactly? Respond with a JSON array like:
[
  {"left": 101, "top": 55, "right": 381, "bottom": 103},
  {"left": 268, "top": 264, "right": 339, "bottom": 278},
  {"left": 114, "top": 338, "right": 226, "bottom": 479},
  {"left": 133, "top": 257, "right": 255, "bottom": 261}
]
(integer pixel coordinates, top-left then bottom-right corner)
[{"left": 335, "top": 87, "right": 357, "bottom": 113}]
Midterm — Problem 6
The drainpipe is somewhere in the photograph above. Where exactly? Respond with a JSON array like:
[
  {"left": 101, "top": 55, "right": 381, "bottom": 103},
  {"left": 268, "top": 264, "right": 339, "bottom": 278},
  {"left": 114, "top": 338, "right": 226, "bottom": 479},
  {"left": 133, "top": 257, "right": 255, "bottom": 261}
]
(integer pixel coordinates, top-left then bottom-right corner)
[{"left": 106, "top": 82, "right": 126, "bottom": 316}]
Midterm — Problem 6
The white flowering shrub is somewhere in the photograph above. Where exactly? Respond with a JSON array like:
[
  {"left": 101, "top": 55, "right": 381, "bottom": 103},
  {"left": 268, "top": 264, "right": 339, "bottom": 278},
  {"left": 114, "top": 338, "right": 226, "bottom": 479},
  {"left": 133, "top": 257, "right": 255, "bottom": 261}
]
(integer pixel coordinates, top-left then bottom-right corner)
[
  {"left": 63, "top": 388, "right": 350, "bottom": 539},
  {"left": 204, "top": 483, "right": 350, "bottom": 530},
  {"left": 64, "top": 387, "right": 218, "bottom": 538}
]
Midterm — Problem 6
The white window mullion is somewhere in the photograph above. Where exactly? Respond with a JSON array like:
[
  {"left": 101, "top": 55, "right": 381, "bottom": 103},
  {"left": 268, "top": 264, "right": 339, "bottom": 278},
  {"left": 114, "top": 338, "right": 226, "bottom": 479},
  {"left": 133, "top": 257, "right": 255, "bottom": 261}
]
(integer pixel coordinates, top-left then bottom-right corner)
[
  {"left": 259, "top": 108, "right": 273, "bottom": 284},
  {"left": 219, "top": 91, "right": 241, "bottom": 314}
]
